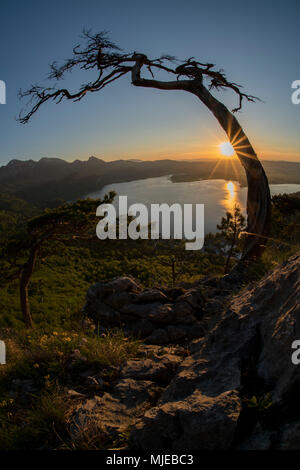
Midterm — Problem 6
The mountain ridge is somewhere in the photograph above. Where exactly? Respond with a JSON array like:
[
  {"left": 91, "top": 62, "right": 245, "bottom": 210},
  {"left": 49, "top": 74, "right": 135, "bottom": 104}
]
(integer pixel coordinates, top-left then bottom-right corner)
[{"left": 1, "top": 156, "right": 300, "bottom": 207}]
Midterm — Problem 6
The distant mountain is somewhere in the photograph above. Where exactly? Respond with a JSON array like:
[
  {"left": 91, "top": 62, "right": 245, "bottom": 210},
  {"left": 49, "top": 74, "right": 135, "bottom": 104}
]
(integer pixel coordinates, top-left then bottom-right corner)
[{"left": 0, "top": 156, "right": 300, "bottom": 207}]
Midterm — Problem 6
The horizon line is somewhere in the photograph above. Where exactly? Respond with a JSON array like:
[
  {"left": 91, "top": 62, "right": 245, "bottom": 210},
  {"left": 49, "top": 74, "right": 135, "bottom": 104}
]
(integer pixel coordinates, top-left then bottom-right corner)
[{"left": 2, "top": 155, "right": 300, "bottom": 168}]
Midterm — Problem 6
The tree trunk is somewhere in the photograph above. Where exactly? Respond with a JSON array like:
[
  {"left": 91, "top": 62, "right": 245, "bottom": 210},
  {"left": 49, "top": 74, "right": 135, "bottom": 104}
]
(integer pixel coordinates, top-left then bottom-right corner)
[
  {"left": 131, "top": 58, "right": 272, "bottom": 262},
  {"left": 20, "top": 247, "right": 38, "bottom": 329},
  {"left": 191, "top": 83, "right": 272, "bottom": 260}
]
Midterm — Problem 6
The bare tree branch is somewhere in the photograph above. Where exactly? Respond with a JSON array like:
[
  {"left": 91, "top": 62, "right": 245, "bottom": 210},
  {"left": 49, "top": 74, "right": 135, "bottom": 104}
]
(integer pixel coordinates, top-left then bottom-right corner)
[{"left": 18, "top": 30, "right": 260, "bottom": 123}]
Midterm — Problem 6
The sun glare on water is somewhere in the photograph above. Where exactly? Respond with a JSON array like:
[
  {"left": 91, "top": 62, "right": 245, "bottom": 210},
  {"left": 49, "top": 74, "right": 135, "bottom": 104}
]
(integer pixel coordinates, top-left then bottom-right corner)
[
  {"left": 224, "top": 181, "right": 237, "bottom": 210},
  {"left": 226, "top": 181, "right": 235, "bottom": 198},
  {"left": 220, "top": 141, "right": 234, "bottom": 157}
]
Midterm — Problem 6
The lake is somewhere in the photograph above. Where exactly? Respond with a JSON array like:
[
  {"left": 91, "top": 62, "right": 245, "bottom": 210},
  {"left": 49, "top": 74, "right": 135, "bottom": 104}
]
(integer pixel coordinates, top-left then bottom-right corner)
[{"left": 86, "top": 177, "right": 300, "bottom": 235}]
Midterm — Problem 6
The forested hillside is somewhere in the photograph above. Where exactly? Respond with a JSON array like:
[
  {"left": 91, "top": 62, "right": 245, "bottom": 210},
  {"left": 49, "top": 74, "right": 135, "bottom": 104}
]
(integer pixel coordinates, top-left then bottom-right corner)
[{"left": 1, "top": 157, "right": 300, "bottom": 206}]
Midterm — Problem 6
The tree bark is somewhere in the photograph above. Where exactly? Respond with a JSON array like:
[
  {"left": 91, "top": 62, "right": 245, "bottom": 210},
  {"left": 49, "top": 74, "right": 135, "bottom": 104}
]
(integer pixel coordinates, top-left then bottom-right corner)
[{"left": 132, "top": 57, "right": 271, "bottom": 261}]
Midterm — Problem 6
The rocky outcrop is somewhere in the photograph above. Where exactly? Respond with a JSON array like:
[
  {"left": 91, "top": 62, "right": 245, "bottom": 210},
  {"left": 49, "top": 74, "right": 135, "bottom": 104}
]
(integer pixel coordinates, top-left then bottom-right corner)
[
  {"left": 78, "top": 252, "right": 300, "bottom": 450},
  {"left": 84, "top": 276, "right": 206, "bottom": 345},
  {"left": 71, "top": 378, "right": 162, "bottom": 442},
  {"left": 130, "top": 252, "right": 300, "bottom": 450},
  {"left": 70, "top": 346, "right": 185, "bottom": 444}
]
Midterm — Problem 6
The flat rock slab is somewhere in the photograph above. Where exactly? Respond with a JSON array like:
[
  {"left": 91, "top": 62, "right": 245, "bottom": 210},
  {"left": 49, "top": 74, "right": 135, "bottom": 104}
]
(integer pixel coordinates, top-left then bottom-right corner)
[{"left": 70, "top": 378, "right": 161, "bottom": 441}]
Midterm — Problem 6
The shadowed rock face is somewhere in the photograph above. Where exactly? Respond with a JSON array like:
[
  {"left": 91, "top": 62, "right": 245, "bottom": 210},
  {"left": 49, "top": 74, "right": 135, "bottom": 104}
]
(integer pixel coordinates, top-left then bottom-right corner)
[{"left": 78, "top": 252, "right": 300, "bottom": 450}]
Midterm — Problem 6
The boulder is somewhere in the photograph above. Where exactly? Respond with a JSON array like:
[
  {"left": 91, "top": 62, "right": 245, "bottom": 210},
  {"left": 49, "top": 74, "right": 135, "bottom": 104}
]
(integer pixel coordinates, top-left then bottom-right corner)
[
  {"left": 84, "top": 276, "right": 206, "bottom": 344},
  {"left": 84, "top": 276, "right": 142, "bottom": 325}
]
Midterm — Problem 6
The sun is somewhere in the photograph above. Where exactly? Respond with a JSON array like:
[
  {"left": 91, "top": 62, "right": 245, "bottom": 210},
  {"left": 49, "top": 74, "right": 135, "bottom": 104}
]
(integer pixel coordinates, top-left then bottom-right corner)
[{"left": 219, "top": 141, "right": 235, "bottom": 157}]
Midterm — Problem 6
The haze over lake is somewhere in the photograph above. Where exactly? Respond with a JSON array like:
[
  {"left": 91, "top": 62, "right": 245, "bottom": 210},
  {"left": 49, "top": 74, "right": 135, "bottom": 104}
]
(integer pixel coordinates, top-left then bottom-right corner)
[{"left": 86, "top": 177, "right": 300, "bottom": 234}]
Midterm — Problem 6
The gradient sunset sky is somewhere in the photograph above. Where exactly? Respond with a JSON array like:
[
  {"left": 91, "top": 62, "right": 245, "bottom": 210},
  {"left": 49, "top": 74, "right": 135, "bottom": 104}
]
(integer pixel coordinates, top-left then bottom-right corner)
[{"left": 0, "top": 0, "right": 299, "bottom": 165}]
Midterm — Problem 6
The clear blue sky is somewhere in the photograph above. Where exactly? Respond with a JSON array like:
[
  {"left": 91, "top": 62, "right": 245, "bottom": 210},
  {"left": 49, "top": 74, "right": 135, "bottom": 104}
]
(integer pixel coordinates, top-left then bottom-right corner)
[{"left": 0, "top": 0, "right": 299, "bottom": 165}]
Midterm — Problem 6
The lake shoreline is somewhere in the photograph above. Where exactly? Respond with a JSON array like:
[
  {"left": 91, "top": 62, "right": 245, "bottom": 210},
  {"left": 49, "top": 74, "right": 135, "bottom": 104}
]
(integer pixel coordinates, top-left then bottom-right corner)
[{"left": 85, "top": 176, "right": 300, "bottom": 236}]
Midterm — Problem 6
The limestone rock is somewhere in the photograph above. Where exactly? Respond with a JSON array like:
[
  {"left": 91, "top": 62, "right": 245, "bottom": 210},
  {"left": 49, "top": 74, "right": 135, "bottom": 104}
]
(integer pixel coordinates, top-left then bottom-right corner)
[
  {"left": 130, "top": 252, "right": 300, "bottom": 450},
  {"left": 131, "top": 390, "right": 241, "bottom": 451},
  {"left": 70, "top": 378, "right": 161, "bottom": 441},
  {"left": 120, "top": 354, "right": 182, "bottom": 385}
]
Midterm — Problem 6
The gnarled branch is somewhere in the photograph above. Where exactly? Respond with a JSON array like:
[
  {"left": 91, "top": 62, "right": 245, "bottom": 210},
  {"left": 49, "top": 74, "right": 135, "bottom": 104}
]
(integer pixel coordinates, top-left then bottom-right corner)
[{"left": 18, "top": 30, "right": 259, "bottom": 123}]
